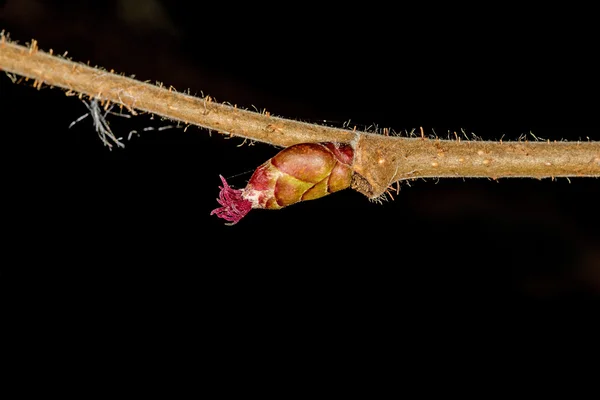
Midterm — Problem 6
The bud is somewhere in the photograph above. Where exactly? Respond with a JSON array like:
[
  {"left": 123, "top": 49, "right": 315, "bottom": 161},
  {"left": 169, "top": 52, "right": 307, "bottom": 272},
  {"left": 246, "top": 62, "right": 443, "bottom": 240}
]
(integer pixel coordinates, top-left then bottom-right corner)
[{"left": 211, "top": 142, "right": 354, "bottom": 224}]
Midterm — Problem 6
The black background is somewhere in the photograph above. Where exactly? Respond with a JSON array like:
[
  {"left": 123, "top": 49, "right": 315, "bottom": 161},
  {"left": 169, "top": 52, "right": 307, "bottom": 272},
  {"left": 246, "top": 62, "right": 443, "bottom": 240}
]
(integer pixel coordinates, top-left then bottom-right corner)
[{"left": 2, "top": 1, "right": 599, "bottom": 341}]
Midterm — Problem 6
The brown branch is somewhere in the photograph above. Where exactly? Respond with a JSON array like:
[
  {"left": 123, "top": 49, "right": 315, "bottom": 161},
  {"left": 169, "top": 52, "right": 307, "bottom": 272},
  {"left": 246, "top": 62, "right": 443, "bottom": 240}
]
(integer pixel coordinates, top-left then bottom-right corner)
[
  {"left": 353, "top": 134, "right": 600, "bottom": 197},
  {"left": 1, "top": 36, "right": 599, "bottom": 200},
  {"left": 0, "top": 38, "right": 354, "bottom": 147}
]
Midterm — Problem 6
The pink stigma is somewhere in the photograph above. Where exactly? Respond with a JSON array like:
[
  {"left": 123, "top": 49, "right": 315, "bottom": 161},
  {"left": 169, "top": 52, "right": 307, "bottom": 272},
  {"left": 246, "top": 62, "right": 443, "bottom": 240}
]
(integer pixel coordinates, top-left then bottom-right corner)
[{"left": 210, "top": 175, "right": 252, "bottom": 224}]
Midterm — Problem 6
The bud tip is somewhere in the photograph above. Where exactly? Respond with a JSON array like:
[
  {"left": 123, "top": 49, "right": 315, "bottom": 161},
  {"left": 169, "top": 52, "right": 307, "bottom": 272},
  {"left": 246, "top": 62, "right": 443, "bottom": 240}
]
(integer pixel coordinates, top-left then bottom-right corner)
[{"left": 210, "top": 175, "right": 252, "bottom": 225}]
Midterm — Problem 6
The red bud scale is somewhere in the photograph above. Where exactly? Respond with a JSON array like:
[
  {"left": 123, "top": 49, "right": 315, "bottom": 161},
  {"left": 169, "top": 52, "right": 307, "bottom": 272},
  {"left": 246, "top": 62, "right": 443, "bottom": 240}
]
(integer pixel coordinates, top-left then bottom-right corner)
[{"left": 211, "top": 142, "right": 354, "bottom": 224}]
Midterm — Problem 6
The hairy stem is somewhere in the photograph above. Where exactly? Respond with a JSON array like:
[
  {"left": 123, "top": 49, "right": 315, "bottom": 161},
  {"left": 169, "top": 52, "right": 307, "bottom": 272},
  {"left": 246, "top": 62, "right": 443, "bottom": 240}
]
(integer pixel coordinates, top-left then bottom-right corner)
[
  {"left": 353, "top": 134, "right": 600, "bottom": 197},
  {"left": 1, "top": 36, "right": 599, "bottom": 199},
  {"left": 0, "top": 38, "right": 354, "bottom": 147}
]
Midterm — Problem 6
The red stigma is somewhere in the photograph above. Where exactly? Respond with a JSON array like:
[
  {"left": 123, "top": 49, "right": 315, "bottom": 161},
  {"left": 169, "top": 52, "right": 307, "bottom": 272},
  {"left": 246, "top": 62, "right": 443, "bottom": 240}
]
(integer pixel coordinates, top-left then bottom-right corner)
[{"left": 210, "top": 175, "right": 252, "bottom": 225}]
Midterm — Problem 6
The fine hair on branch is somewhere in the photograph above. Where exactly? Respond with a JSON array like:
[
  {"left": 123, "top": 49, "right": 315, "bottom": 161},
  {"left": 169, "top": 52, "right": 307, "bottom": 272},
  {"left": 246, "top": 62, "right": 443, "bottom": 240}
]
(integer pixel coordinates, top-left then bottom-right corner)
[{"left": 0, "top": 33, "right": 598, "bottom": 203}]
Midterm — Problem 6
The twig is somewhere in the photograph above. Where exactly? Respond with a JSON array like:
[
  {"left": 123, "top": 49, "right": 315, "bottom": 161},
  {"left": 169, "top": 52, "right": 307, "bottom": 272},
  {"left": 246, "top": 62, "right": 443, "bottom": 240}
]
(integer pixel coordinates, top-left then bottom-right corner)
[
  {"left": 0, "top": 37, "right": 354, "bottom": 147},
  {"left": 1, "top": 35, "right": 599, "bottom": 199},
  {"left": 352, "top": 134, "right": 599, "bottom": 197}
]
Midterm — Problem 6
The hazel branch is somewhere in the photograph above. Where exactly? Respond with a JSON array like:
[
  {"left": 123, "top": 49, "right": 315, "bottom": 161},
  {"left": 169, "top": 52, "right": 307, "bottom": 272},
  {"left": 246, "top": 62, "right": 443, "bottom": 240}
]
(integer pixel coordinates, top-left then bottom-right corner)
[
  {"left": 1, "top": 36, "right": 599, "bottom": 202},
  {"left": 352, "top": 134, "right": 600, "bottom": 197},
  {"left": 0, "top": 38, "right": 355, "bottom": 147}
]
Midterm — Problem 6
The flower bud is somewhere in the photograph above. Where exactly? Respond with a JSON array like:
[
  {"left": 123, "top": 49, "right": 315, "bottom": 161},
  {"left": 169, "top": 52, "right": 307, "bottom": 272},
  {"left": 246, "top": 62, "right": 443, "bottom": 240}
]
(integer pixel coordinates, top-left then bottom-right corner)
[{"left": 211, "top": 142, "right": 354, "bottom": 224}]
